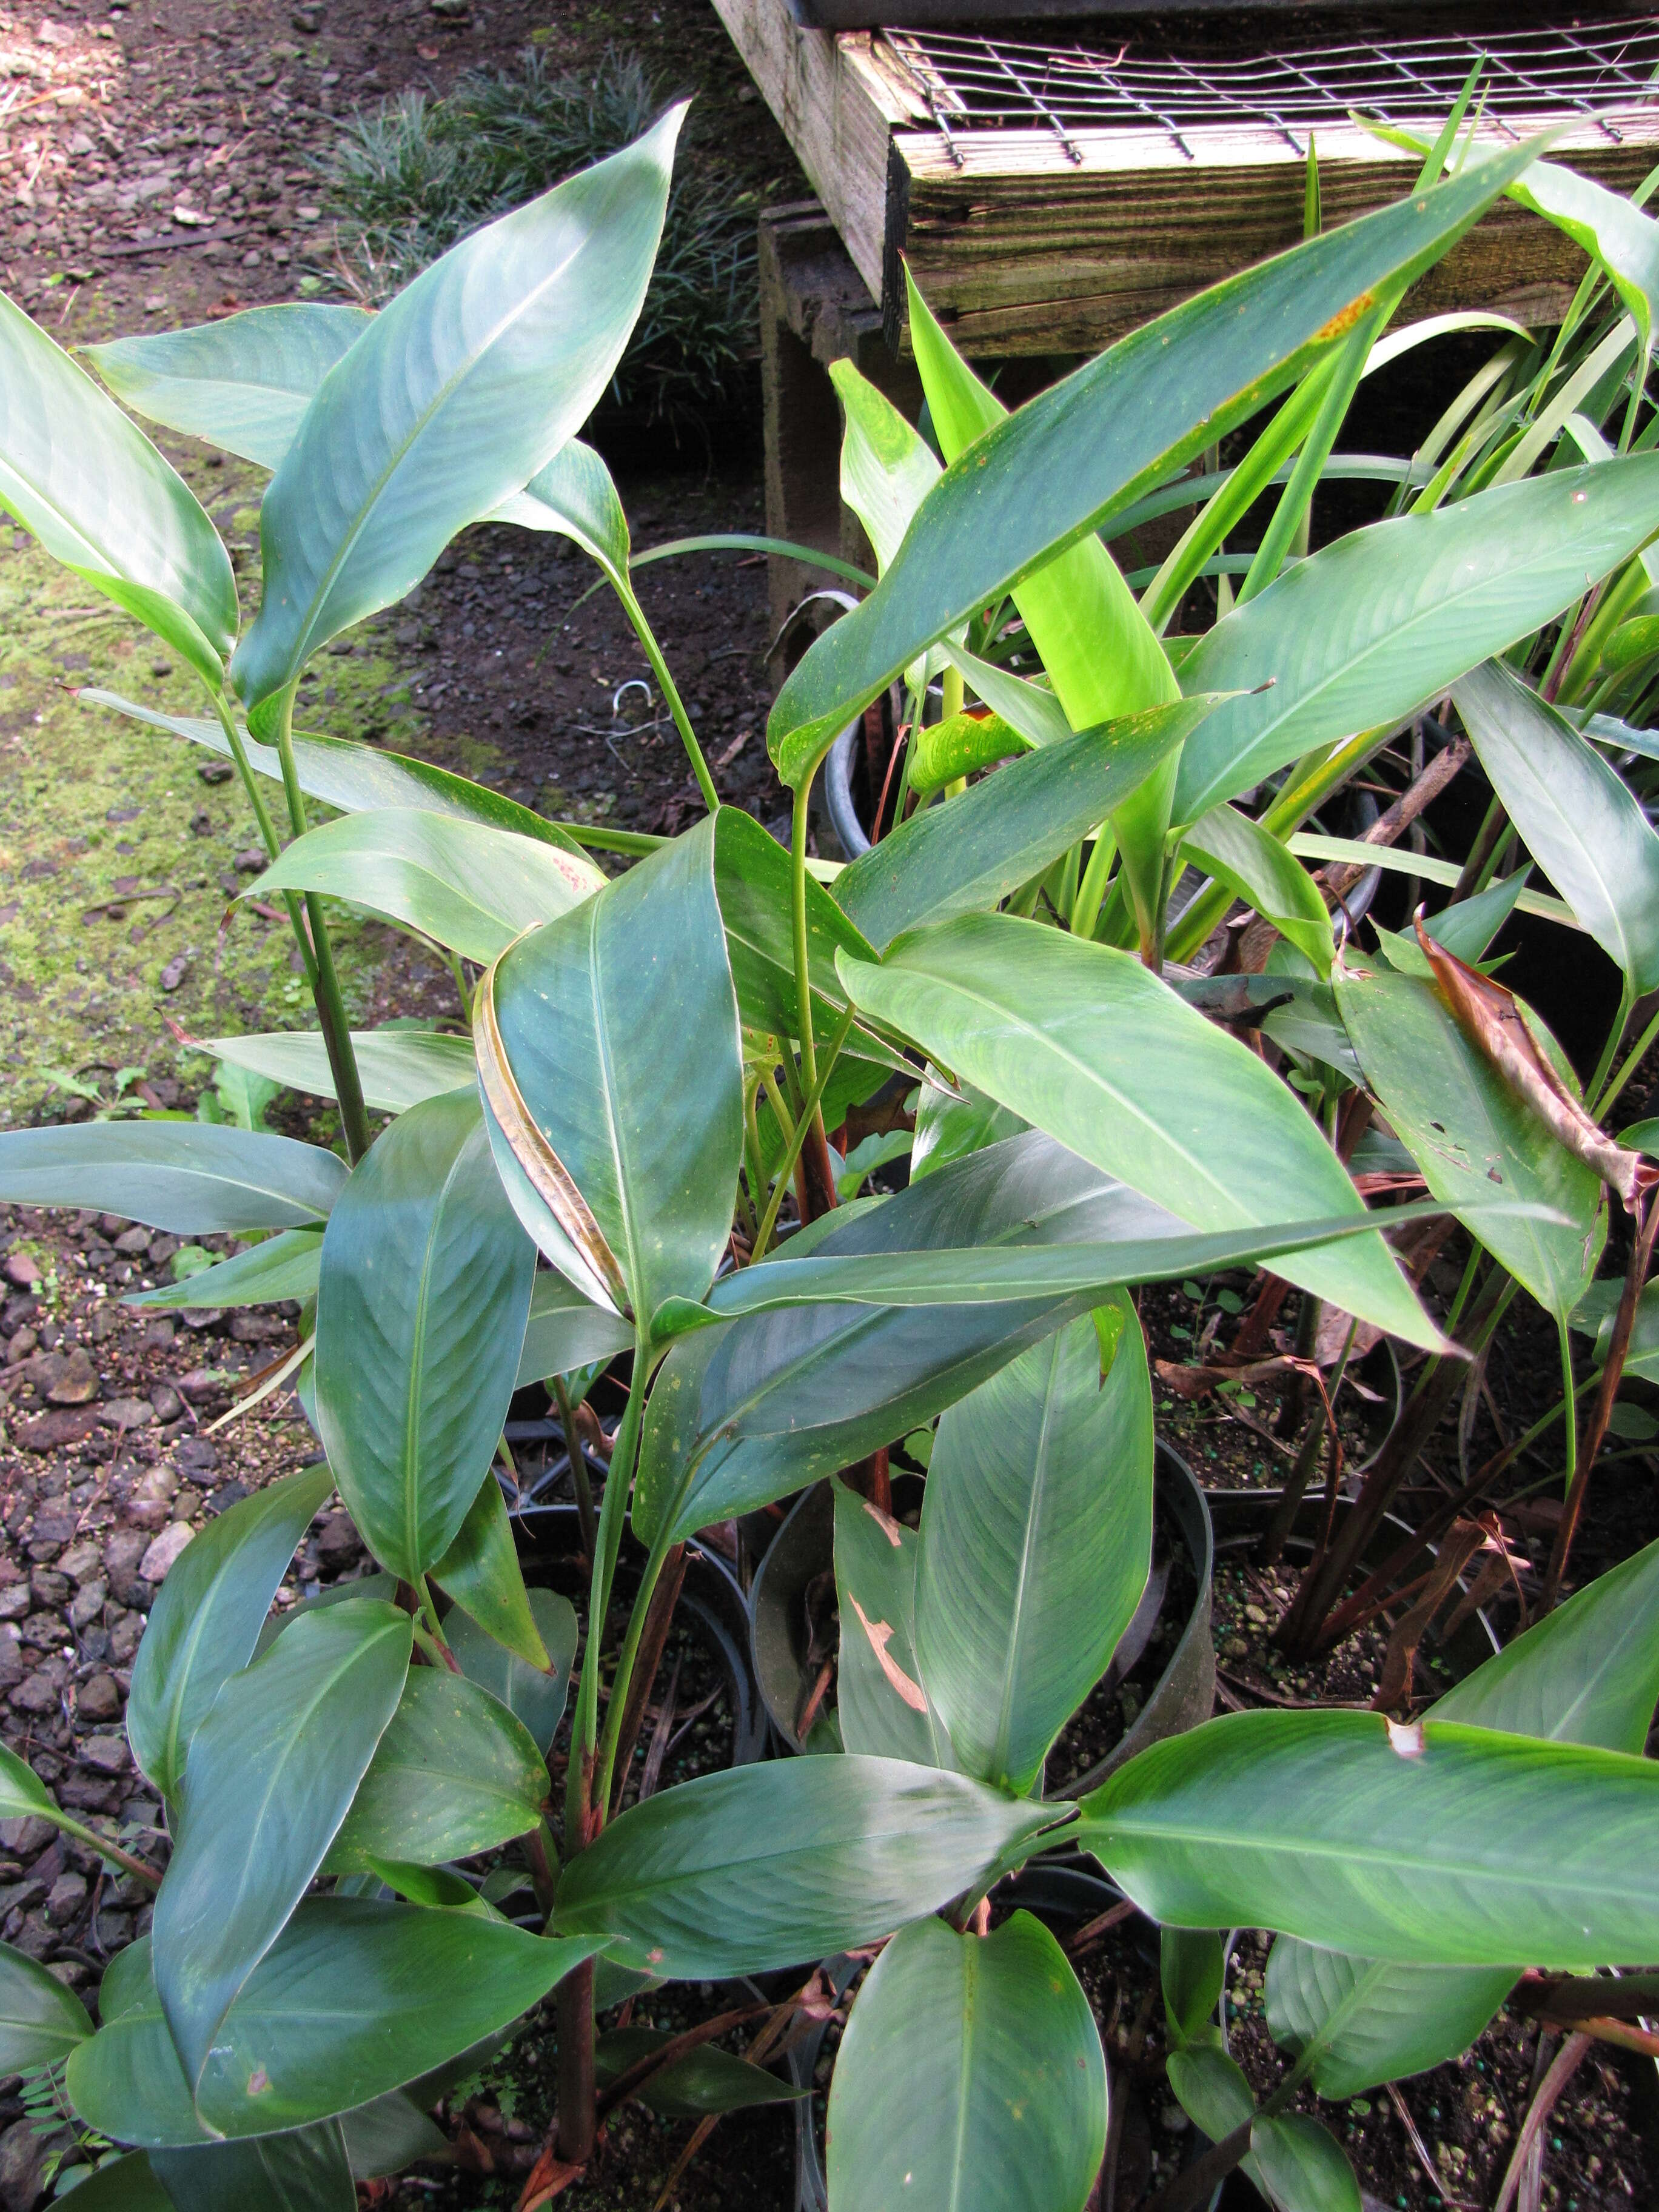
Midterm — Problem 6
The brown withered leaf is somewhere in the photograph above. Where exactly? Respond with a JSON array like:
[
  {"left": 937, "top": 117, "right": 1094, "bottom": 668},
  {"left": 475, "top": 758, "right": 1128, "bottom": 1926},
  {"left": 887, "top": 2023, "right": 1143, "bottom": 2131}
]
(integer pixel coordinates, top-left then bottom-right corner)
[{"left": 1414, "top": 911, "right": 1657, "bottom": 1213}]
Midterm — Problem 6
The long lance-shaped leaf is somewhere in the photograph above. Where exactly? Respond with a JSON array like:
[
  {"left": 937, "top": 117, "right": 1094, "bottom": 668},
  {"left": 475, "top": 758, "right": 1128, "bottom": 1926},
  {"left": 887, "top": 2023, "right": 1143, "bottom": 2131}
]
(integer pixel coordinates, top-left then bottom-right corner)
[
  {"left": 193, "top": 1027, "right": 475, "bottom": 1118},
  {"left": 916, "top": 1302, "right": 1153, "bottom": 1795},
  {"left": 905, "top": 267, "right": 1181, "bottom": 945},
  {"left": 552, "top": 1755, "right": 1066, "bottom": 1979},
  {"left": 0, "top": 289, "right": 237, "bottom": 682},
  {"left": 316, "top": 1088, "right": 536, "bottom": 1582},
  {"left": 489, "top": 435, "right": 628, "bottom": 567},
  {"left": 1454, "top": 655, "right": 1659, "bottom": 996},
  {"left": 834, "top": 697, "right": 1219, "bottom": 954},
  {"left": 152, "top": 1599, "right": 412, "bottom": 2091},
  {"left": 65, "top": 1902, "right": 603, "bottom": 2146},
  {"left": 1263, "top": 1534, "right": 1659, "bottom": 2099},
  {"left": 250, "top": 806, "right": 603, "bottom": 964},
  {"left": 1336, "top": 958, "right": 1606, "bottom": 1322},
  {"left": 834, "top": 1480, "right": 957, "bottom": 1767},
  {"left": 836, "top": 913, "right": 1439, "bottom": 1348},
  {"left": 86, "top": 303, "right": 374, "bottom": 471},
  {"left": 826, "top": 1914, "right": 1107, "bottom": 2212},
  {"left": 127, "top": 1463, "right": 337, "bottom": 1803},
  {"left": 712, "top": 805, "right": 883, "bottom": 1044},
  {"left": 151, "top": 2125, "right": 357, "bottom": 2212},
  {"left": 232, "top": 110, "right": 682, "bottom": 705},
  {"left": 0, "top": 1123, "right": 346, "bottom": 1233},
  {"left": 766, "top": 139, "right": 1550, "bottom": 784},
  {"left": 1179, "top": 802, "right": 1335, "bottom": 974},
  {"left": 1078, "top": 1709, "right": 1659, "bottom": 1968},
  {"left": 429, "top": 1470, "right": 549, "bottom": 1669},
  {"left": 1172, "top": 455, "right": 1659, "bottom": 825},
  {"left": 516, "top": 1267, "right": 633, "bottom": 1386},
  {"left": 83, "top": 691, "right": 593, "bottom": 859},
  {"left": 127, "top": 1229, "right": 324, "bottom": 1313},
  {"left": 478, "top": 814, "right": 743, "bottom": 1329}
]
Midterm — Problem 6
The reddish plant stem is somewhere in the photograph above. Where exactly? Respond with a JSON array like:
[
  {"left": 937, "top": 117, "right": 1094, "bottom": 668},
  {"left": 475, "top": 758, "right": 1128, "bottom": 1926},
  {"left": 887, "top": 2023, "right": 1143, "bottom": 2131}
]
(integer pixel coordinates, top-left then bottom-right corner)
[
  {"left": 1492, "top": 2033, "right": 1592, "bottom": 2212},
  {"left": 1543, "top": 1198, "right": 1659, "bottom": 1608},
  {"left": 554, "top": 1959, "right": 597, "bottom": 2167}
]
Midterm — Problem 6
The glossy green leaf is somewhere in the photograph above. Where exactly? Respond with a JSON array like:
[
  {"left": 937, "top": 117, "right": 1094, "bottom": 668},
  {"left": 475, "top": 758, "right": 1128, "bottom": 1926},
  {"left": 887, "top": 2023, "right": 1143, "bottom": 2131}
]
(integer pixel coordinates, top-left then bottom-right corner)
[
  {"left": 316, "top": 1087, "right": 536, "bottom": 1581},
  {"left": 837, "top": 913, "right": 1436, "bottom": 1347},
  {"left": 339, "top": 2089, "right": 449, "bottom": 2179},
  {"left": 1262, "top": 1944, "right": 1513, "bottom": 2106},
  {"left": 1167, "top": 2046, "right": 1360, "bottom": 2212},
  {"left": 595, "top": 2025, "right": 805, "bottom": 2117},
  {"left": 916, "top": 1303, "right": 1152, "bottom": 1794},
  {"left": 0, "top": 290, "right": 236, "bottom": 683},
  {"left": 1455, "top": 656, "right": 1659, "bottom": 993},
  {"left": 84, "top": 690, "right": 594, "bottom": 860},
  {"left": 910, "top": 706, "right": 1028, "bottom": 796},
  {"left": 633, "top": 1131, "right": 1183, "bottom": 1545},
  {"left": 907, "top": 266, "right": 1181, "bottom": 941},
  {"left": 1079, "top": 1709, "right": 1659, "bottom": 1968},
  {"left": 492, "top": 437, "right": 629, "bottom": 578},
  {"left": 66, "top": 1901, "right": 601, "bottom": 2145},
  {"left": 56, "top": 2156, "right": 175, "bottom": 2209},
  {"left": 834, "top": 699, "right": 1218, "bottom": 954},
  {"left": 1438, "top": 1533, "right": 1659, "bottom": 1747},
  {"left": 826, "top": 1912, "right": 1106, "bottom": 2212},
  {"left": 325, "top": 1666, "right": 547, "bottom": 1872},
  {"left": 1173, "top": 456, "right": 1659, "bottom": 825},
  {"left": 769, "top": 142, "right": 1546, "bottom": 783},
  {"left": 252, "top": 808, "right": 603, "bottom": 964},
  {"left": 1419, "top": 869, "right": 1528, "bottom": 964},
  {"left": 911, "top": 1070, "right": 1027, "bottom": 1180},
  {"left": 1335, "top": 960, "right": 1604, "bottom": 1321},
  {"left": 516, "top": 1268, "right": 632, "bottom": 1386},
  {"left": 153, "top": 1598, "right": 412, "bottom": 2087},
  {"left": 126, "top": 1227, "right": 323, "bottom": 1313},
  {"left": 150, "top": 2124, "right": 355, "bottom": 2212},
  {"left": 943, "top": 644, "right": 1074, "bottom": 750},
  {"left": 0, "top": 1940, "right": 93, "bottom": 2072},
  {"left": 1507, "top": 160, "right": 1659, "bottom": 363},
  {"left": 480, "top": 814, "right": 742, "bottom": 1328},
  {"left": 451, "top": 1583, "right": 579, "bottom": 1752},
  {"left": 430, "top": 1473, "right": 548, "bottom": 1669},
  {"left": 446, "top": 1586, "right": 577, "bottom": 1755},
  {"left": 127, "top": 1463, "right": 337, "bottom": 1802},
  {"left": 554, "top": 1755, "right": 1065, "bottom": 1979},
  {"left": 712, "top": 805, "right": 879, "bottom": 1043},
  {"left": 833, "top": 1478, "right": 956, "bottom": 1768},
  {"left": 1179, "top": 804, "right": 1335, "bottom": 974},
  {"left": 1265, "top": 1536, "right": 1659, "bottom": 2099},
  {"left": 831, "top": 358, "right": 940, "bottom": 574},
  {"left": 1161, "top": 1926, "right": 1224, "bottom": 2049},
  {"left": 0, "top": 1122, "right": 346, "bottom": 1233},
  {"left": 0, "top": 1741, "right": 58, "bottom": 1825},
  {"left": 232, "top": 113, "right": 680, "bottom": 705},
  {"left": 87, "top": 303, "right": 374, "bottom": 471}
]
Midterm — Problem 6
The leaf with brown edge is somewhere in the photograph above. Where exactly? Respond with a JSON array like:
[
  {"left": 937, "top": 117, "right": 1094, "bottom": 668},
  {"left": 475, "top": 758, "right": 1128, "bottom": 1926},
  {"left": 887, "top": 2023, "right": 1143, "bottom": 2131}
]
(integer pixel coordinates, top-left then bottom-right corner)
[{"left": 1413, "top": 913, "right": 1656, "bottom": 1212}]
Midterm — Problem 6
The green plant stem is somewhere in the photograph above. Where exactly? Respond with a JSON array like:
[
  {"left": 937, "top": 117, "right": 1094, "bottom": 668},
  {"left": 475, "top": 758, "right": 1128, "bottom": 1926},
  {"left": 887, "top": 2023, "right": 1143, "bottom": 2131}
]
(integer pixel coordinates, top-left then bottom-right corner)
[
  {"left": 616, "top": 578, "right": 717, "bottom": 813},
  {"left": 1071, "top": 826, "right": 1117, "bottom": 939},
  {"left": 204, "top": 686, "right": 319, "bottom": 992},
  {"left": 751, "top": 1007, "right": 857, "bottom": 1260},
  {"left": 1557, "top": 1315, "right": 1578, "bottom": 1505},
  {"left": 564, "top": 1352, "right": 649, "bottom": 1851},
  {"left": 1587, "top": 974, "right": 1635, "bottom": 1116},
  {"left": 791, "top": 779, "right": 819, "bottom": 1098},
  {"left": 449, "top": 951, "right": 473, "bottom": 1026},
  {"left": 269, "top": 684, "right": 372, "bottom": 1164},
  {"left": 1238, "top": 301, "right": 1383, "bottom": 604},
  {"left": 592, "top": 1524, "right": 675, "bottom": 1818},
  {"left": 1594, "top": 994, "right": 1659, "bottom": 1120},
  {"left": 759, "top": 1065, "right": 796, "bottom": 1155},
  {"left": 553, "top": 1374, "right": 597, "bottom": 1561},
  {"left": 47, "top": 1809, "right": 160, "bottom": 1889}
]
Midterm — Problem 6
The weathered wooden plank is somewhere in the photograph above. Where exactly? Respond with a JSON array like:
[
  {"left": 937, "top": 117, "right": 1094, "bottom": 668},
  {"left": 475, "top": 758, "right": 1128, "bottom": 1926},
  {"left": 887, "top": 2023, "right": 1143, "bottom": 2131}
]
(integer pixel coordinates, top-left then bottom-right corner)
[
  {"left": 708, "top": 0, "right": 898, "bottom": 300},
  {"left": 889, "top": 111, "right": 1659, "bottom": 354}
]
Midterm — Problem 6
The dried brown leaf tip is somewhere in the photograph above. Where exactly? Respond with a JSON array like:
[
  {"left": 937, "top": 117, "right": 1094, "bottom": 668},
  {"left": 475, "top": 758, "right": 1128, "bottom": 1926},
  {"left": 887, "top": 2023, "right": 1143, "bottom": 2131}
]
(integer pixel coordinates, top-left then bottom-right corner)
[{"left": 1413, "top": 911, "right": 1657, "bottom": 1215}]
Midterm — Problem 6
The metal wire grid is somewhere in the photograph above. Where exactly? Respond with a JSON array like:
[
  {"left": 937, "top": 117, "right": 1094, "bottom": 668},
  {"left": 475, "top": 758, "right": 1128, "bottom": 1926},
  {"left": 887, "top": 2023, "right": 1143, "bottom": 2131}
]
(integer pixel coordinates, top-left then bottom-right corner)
[{"left": 883, "top": 16, "right": 1659, "bottom": 168}]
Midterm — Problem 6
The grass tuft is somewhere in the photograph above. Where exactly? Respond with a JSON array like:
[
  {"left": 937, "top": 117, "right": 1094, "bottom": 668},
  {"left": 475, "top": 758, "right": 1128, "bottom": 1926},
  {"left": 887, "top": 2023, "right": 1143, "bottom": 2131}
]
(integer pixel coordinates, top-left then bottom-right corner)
[{"left": 320, "top": 47, "right": 758, "bottom": 424}]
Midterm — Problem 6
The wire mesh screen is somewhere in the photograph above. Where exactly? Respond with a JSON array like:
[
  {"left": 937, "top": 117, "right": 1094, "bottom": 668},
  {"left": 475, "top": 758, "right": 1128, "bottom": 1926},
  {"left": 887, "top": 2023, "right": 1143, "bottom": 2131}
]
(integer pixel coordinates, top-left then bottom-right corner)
[{"left": 883, "top": 15, "right": 1659, "bottom": 165}]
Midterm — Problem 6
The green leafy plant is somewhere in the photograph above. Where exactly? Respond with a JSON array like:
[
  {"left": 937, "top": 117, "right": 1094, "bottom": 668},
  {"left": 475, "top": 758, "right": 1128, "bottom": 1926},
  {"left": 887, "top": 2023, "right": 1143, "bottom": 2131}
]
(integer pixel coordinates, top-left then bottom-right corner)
[{"left": 1, "top": 91, "right": 1658, "bottom": 2212}]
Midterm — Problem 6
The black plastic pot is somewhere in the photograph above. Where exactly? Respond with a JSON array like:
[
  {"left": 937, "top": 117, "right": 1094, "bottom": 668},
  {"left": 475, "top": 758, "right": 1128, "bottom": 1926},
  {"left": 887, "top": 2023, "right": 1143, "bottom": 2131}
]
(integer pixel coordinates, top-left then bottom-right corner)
[
  {"left": 748, "top": 1441, "right": 1215, "bottom": 1777},
  {"left": 508, "top": 1496, "right": 770, "bottom": 1769}
]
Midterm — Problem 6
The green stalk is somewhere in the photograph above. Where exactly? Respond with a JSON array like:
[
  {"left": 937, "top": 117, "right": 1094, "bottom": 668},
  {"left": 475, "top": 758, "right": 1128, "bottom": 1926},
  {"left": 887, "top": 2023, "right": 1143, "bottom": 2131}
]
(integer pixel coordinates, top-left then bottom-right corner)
[
  {"left": 269, "top": 685, "right": 372, "bottom": 1164},
  {"left": 1557, "top": 1316, "right": 1579, "bottom": 1503},
  {"left": 1071, "top": 825, "right": 1117, "bottom": 939},
  {"left": 563, "top": 1351, "right": 649, "bottom": 1848},
  {"left": 41, "top": 1808, "right": 160, "bottom": 1890},
  {"left": 204, "top": 686, "right": 318, "bottom": 992},
  {"left": 592, "top": 1523, "right": 675, "bottom": 1817},
  {"left": 1587, "top": 974, "right": 1634, "bottom": 1113},
  {"left": 791, "top": 780, "right": 819, "bottom": 1098},
  {"left": 1594, "top": 997, "right": 1659, "bottom": 1120},
  {"left": 1237, "top": 301, "right": 1385, "bottom": 604},
  {"left": 615, "top": 578, "right": 718, "bottom": 813},
  {"left": 751, "top": 1007, "right": 857, "bottom": 1261},
  {"left": 553, "top": 1374, "right": 598, "bottom": 1563}
]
